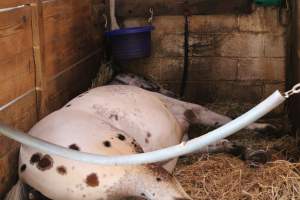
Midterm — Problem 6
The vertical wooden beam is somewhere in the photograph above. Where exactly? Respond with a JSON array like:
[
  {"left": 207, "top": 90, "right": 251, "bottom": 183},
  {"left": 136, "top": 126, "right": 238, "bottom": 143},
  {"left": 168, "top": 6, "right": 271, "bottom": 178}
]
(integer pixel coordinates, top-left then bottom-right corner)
[
  {"left": 105, "top": 0, "right": 112, "bottom": 31},
  {"left": 288, "top": 0, "right": 300, "bottom": 130},
  {"left": 30, "top": 0, "right": 45, "bottom": 119}
]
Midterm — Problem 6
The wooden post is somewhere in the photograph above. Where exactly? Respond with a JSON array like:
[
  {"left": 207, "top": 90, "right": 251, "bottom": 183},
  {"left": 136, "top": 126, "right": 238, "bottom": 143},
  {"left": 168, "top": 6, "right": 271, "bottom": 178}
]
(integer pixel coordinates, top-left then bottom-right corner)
[{"left": 30, "top": 0, "right": 45, "bottom": 119}]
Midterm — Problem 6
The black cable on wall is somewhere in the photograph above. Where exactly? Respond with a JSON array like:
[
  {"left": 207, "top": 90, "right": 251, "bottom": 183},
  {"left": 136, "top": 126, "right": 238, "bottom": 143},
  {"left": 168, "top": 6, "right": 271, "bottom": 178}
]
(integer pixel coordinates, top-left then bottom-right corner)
[{"left": 180, "top": 13, "right": 190, "bottom": 97}]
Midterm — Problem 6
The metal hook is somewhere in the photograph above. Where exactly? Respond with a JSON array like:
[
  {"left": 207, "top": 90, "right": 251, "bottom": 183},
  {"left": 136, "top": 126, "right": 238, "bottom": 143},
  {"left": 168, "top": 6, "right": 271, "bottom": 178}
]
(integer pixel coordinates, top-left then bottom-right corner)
[
  {"left": 279, "top": 0, "right": 291, "bottom": 27},
  {"left": 148, "top": 8, "right": 154, "bottom": 24},
  {"left": 284, "top": 83, "right": 300, "bottom": 98},
  {"left": 103, "top": 14, "right": 108, "bottom": 29}
]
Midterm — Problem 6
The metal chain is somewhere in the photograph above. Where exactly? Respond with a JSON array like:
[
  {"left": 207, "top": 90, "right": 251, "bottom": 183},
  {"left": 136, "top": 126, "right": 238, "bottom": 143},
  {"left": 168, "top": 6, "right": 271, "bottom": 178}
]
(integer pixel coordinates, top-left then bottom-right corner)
[
  {"left": 284, "top": 83, "right": 300, "bottom": 98},
  {"left": 148, "top": 8, "right": 154, "bottom": 24}
]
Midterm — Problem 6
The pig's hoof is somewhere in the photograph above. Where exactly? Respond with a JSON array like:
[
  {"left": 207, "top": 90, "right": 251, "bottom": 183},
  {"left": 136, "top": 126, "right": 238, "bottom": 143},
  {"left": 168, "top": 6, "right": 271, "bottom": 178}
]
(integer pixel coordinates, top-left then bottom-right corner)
[
  {"left": 246, "top": 150, "right": 272, "bottom": 167},
  {"left": 226, "top": 143, "right": 247, "bottom": 157},
  {"left": 252, "top": 123, "right": 283, "bottom": 137}
]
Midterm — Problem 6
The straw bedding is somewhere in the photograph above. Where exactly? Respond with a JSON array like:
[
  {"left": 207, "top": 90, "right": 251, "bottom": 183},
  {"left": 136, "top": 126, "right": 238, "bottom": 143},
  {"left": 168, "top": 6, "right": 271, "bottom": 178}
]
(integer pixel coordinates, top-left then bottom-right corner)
[{"left": 174, "top": 102, "right": 300, "bottom": 200}]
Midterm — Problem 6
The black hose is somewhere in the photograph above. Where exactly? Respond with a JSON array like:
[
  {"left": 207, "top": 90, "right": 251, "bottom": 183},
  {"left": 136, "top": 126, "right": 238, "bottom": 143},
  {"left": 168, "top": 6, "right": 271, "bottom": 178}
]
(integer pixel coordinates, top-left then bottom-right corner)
[{"left": 180, "top": 14, "right": 190, "bottom": 97}]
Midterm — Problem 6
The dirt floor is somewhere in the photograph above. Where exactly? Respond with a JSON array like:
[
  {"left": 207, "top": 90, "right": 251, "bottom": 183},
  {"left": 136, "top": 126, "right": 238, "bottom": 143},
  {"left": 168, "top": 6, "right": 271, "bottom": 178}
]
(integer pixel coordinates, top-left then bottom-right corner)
[{"left": 174, "top": 102, "right": 300, "bottom": 200}]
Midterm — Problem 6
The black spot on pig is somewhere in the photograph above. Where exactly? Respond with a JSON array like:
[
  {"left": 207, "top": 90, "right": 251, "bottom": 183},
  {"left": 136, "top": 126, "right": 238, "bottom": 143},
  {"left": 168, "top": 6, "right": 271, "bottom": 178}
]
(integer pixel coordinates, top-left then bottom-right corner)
[
  {"left": 103, "top": 141, "right": 111, "bottom": 147},
  {"left": 37, "top": 155, "right": 53, "bottom": 171},
  {"left": 20, "top": 164, "right": 27, "bottom": 173},
  {"left": 109, "top": 114, "right": 119, "bottom": 121},
  {"left": 117, "top": 134, "right": 126, "bottom": 141},
  {"left": 131, "top": 140, "right": 144, "bottom": 153},
  {"left": 69, "top": 144, "right": 80, "bottom": 151},
  {"left": 147, "top": 132, "right": 151, "bottom": 138},
  {"left": 85, "top": 173, "right": 99, "bottom": 187},
  {"left": 184, "top": 109, "right": 197, "bottom": 122},
  {"left": 145, "top": 138, "right": 149, "bottom": 144},
  {"left": 156, "top": 177, "right": 161, "bottom": 182},
  {"left": 66, "top": 104, "right": 71, "bottom": 108},
  {"left": 146, "top": 164, "right": 173, "bottom": 181},
  {"left": 30, "top": 153, "right": 42, "bottom": 165},
  {"left": 57, "top": 166, "right": 67, "bottom": 175}
]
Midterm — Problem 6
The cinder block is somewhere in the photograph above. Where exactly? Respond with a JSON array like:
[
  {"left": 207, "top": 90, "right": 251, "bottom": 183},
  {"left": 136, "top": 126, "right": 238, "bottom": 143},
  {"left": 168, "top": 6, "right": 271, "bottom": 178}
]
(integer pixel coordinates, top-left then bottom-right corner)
[
  {"left": 217, "top": 33, "right": 265, "bottom": 57},
  {"left": 189, "top": 57, "right": 238, "bottom": 81},
  {"left": 123, "top": 58, "right": 162, "bottom": 81},
  {"left": 184, "top": 81, "right": 216, "bottom": 103},
  {"left": 189, "top": 34, "right": 218, "bottom": 57},
  {"left": 263, "top": 82, "right": 286, "bottom": 97},
  {"left": 239, "top": 7, "right": 286, "bottom": 34},
  {"left": 264, "top": 34, "right": 286, "bottom": 58},
  {"left": 214, "top": 81, "right": 264, "bottom": 103},
  {"left": 239, "top": 7, "right": 265, "bottom": 32},
  {"left": 190, "top": 15, "right": 238, "bottom": 33},
  {"left": 152, "top": 34, "right": 184, "bottom": 58},
  {"left": 160, "top": 82, "right": 182, "bottom": 96},
  {"left": 152, "top": 16, "right": 185, "bottom": 35},
  {"left": 237, "top": 58, "right": 286, "bottom": 81},
  {"left": 123, "top": 16, "right": 185, "bottom": 35},
  {"left": 263, "top": 7, "right": 286, "bottom": 34},
  {"left": 160, "top": 58, "right": 184, "bottom": 81}
]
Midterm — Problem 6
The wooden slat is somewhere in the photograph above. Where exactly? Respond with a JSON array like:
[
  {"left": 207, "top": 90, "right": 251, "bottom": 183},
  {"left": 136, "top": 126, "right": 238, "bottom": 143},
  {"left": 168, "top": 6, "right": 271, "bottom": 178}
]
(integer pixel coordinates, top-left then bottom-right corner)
[
  {"left": 0, "top": 5, "right": 35, "bottom": 106},
  {"left": 31, "top": 0, "right": 46, "bottom": 119},
  {"left": 42, "top": 0, "right": 103, "bottom": 78},
  {"left": 0, "top": 91, "right": 37, "bottom": 131},
  {"left": 0, "top": 50, "right": 35, "bottom": 105},
  {"left": 0, "top": 3, "right": 36, "bottom": 196},
  {"left": 42, "top": 0, "right": 89, "bottom": 19},
  {"left": 0, "top": 0, "right": 32, "bottom": 9},
  {"left": 43, "top": 5, "right": 93, "bottom": 44},
  {"left": 41, "top": 53, "right": 100, "bottom": 116},
  {"left": 0, "top": 6, "right": 32, "bottom": 62},
  {"left": 44, "top": 30, "right": 97, "bottom": 77},
  {"left": 0, "top": 90, "right": 37, "bottom": 156},
  {"left": 116, "top": 0, "right": 252, "bottom": 17}
]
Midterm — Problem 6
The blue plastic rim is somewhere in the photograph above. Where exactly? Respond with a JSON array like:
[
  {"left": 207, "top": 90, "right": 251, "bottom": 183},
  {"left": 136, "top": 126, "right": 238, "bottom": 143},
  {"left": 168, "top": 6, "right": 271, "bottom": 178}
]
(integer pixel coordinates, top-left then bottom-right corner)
[{"left": 106, "top": 26, "right": 155, "bottom": 60}]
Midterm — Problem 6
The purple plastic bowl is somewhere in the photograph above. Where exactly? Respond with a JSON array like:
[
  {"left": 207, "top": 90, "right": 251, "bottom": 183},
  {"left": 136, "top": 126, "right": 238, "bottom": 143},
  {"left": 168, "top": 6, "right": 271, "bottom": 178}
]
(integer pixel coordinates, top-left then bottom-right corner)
[{"left": 106, "top": 26, "right": 155, "bottom": 60}]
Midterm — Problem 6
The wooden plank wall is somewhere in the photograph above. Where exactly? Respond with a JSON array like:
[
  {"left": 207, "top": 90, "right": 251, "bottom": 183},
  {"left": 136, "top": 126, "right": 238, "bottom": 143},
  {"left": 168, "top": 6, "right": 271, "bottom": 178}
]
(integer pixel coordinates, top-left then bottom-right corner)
[
  {"left": 39, "top": 0, "right": 104, "bottom": 116},
  {"left": 0, "top": 0, "right": 104, "bottom": 197},
  {"left": 0, "top": 3, "right": 37, "bottom": 196},
  {"left": 115, "top": 0, "right": 252, "bottom": 18},
  {"left": 0, "top": 0, "right": 32, "bottom": 8}
]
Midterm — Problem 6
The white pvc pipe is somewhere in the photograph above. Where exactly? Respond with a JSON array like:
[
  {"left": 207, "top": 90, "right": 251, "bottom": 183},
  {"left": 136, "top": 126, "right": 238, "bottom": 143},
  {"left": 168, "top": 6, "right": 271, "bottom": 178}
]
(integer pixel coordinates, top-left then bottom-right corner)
[
  {"left": 0, "top": 91, "right": 285, "bottom": 166},
  {"left": 110, "top": 0, "right": 120, "bottom": 30}
]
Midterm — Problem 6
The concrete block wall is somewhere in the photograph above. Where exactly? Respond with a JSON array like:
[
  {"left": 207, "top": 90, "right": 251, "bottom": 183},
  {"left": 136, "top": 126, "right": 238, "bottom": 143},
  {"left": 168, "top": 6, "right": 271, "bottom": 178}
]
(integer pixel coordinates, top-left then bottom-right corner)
[{"left": 121, "top": 7, "right": 287, "bottom": 105}]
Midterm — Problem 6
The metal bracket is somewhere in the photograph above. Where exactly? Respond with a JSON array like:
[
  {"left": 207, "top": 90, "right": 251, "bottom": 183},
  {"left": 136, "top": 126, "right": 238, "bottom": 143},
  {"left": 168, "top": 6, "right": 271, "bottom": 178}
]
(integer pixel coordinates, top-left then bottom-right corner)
[{"left": 284, "top": 83, "right": 300, "bottom": 98}]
